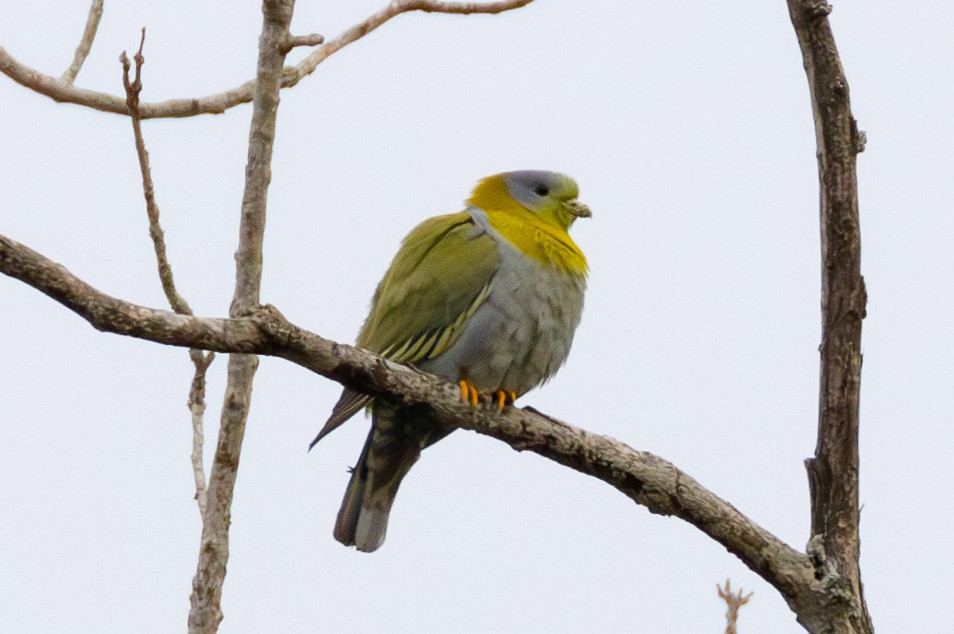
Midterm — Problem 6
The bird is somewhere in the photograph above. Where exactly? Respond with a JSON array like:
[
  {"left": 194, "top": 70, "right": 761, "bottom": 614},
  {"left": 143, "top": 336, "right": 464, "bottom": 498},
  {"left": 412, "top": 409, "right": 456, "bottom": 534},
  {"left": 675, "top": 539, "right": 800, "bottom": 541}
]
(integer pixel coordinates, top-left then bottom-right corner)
[{"left": 310, "top": 170, "right": 590, "bottom": 552}]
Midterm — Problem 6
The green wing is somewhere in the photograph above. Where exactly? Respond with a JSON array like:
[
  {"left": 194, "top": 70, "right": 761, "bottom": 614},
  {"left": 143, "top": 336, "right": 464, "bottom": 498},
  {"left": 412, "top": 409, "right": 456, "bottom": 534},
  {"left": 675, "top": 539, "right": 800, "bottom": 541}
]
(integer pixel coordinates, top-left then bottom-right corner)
[
  {"left": 358, "top": 212, "right": 498, "bottom": 360},
  {"left": 310, "top": 212, "right": 498, "bottom": 447}
]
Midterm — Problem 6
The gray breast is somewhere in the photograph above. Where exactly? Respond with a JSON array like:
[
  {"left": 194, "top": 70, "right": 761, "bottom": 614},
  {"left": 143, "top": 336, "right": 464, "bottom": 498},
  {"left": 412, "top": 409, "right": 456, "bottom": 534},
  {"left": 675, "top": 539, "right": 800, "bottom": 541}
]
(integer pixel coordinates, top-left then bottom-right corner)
[{"left": 419, "top": 209, "right": 585, "bottom": 396}]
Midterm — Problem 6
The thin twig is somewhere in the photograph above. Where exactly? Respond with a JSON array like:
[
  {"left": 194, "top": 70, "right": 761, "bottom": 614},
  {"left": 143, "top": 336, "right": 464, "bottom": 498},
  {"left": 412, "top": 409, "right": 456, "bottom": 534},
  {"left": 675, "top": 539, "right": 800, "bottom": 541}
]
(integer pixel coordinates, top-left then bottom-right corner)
[
  {"left": 1, "top": 0, "right": 535, "bottom": 118},
  {"left": 291, "top": 0, "right": 534, "bottom": 86},
  {"left": 188, "top": 350, "right": 215, "bottom": 515},
  {"left": 121, "top": 29, "right": 215, "bottom": 517},
  {"left": 121, "top": 29, "right": 192, "bottom": 315},
  {"left": 717, "top": 579, "right": 753, "bottom": 634},
  {"left": 61, "top": 0, "right": 104, "bottom": 85}
]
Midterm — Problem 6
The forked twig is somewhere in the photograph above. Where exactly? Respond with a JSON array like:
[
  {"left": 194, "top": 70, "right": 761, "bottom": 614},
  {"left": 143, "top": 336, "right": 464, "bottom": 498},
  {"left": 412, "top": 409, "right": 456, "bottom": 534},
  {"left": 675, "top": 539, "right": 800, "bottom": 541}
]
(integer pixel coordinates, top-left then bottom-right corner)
[{"left": 717, "top": 579, "right": 753, "bottom": 634}]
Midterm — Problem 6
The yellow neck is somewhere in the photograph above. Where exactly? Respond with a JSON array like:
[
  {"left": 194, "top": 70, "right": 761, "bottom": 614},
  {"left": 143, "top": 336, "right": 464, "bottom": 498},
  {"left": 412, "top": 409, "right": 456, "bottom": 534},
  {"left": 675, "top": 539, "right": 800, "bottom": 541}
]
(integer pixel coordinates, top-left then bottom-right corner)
[
  {"left": 485, "top": 208, "right": 587, "bottom": 275},
  {"left": 467, "top": 175, "right": 587, "bottom": 276}
]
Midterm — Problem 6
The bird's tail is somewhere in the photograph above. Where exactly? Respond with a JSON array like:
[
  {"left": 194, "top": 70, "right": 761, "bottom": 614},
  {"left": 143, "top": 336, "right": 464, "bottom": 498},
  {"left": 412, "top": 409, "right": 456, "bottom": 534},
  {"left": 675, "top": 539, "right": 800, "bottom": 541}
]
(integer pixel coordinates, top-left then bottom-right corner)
[{"left": 333, "top": 405, "right": 430, "bottom": 552}]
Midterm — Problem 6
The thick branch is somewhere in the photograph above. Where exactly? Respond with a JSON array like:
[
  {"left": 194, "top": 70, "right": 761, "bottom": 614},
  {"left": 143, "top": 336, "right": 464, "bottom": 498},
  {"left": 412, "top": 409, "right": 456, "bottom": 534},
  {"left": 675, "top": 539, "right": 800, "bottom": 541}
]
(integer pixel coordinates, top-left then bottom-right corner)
[
  {"left": 0, "top": 231, "right": 818, "bottom": 606},
  {"left": 0, "top": 0, "right": 533, "bottom": 118},
  {"left": 787, "top": 1, "right": 871, "bottom": 633}
]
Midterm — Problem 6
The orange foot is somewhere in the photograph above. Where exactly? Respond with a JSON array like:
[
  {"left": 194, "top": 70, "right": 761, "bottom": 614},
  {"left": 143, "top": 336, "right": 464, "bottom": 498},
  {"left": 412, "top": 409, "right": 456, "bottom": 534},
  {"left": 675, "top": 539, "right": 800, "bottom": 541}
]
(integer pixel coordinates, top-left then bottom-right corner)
[
  {"left": 493, "top": 389, "right": 517, "bottom": 412},
  {"left": 459, "top": 379, "right": 480, "bottom": 407},
  {"left": 458, "top": 381, "right": 517, "bottom": 412}
]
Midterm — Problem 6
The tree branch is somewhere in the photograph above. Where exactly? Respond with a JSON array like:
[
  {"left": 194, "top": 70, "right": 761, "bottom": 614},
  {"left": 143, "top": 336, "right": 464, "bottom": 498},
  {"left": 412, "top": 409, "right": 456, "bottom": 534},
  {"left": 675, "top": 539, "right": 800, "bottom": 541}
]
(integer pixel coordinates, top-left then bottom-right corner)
[
  {"left": 786, "top": 1, "right": 871, "bottom": 632},
  {"left": 60, "top": 0, "right": 104, "bottom": 85},
  {"left": 120, "top": 30, "right": 216, "bottom": 518},
  {"left": 188, "top": 350, "right": 215, "bottom": 516},
  {"left": 0, "top": 231, "right": 819, "bottom": 608},
  {"left": 121, "top": 29, "right": 193, "bottom": 317},
  {"left": 185, "top": 1, "right": 295, "bottom": 632},
  {"left": 0, "top": 0, "right": 533, "bottom": 119},
  {"left": 284, "top": 0, "right": 534, "bottom": 89}
]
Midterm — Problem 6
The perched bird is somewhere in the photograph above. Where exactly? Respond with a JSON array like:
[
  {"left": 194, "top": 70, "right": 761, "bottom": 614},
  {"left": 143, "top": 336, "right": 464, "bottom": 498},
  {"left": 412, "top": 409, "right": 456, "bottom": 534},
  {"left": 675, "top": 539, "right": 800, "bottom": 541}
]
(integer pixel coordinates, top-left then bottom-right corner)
[{"left": 310, "top": 170, "right": 590, "bottom": 552}]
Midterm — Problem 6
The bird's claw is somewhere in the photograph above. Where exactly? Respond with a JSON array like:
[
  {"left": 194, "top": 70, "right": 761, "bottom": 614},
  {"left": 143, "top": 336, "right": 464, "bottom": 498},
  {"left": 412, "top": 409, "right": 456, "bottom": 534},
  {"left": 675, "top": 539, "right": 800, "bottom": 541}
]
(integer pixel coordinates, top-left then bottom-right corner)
[{"left": 458, "top": 381, "right": 516, "bottom": 412}]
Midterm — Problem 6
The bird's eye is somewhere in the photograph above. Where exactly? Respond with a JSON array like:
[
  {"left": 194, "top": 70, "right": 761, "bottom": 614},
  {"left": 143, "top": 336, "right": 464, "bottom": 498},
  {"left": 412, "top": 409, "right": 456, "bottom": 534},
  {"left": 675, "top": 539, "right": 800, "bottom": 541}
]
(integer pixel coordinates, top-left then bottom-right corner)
[{"left": 533, "top": 185, "right": 549, "bottom": 196}]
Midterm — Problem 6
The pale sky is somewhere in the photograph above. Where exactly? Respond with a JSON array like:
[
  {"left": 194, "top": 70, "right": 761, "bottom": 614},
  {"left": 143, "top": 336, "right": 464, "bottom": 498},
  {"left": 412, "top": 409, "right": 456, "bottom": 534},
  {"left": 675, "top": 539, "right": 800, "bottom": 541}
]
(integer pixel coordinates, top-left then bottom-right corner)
[{"left": 2, "top": 1, "right": 952, "bottom": 632}]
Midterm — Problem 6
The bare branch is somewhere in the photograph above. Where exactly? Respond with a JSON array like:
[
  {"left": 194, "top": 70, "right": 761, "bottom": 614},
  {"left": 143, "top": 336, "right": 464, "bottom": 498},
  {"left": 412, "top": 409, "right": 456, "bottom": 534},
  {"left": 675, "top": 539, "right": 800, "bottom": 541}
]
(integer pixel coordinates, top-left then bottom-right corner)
[
  {"left": 119, "top": 30, "right": 216, "bottom": 518},
  {"left": 717, "top": 579, "right": 753, "bottom": 634},
  {"left": 291, "top": 0, "right": 534, "bottom": 84},
  {"left": 0, "top": 0, "right": 534, "bottom": 118},
  {"left": 188, "top": 0, "right": 295, "bottom": 631},
  {"left": 61, "top": 0, "right": 104, "bottom": 84},
  {"left": 0, "top": 44, "right": 253, "bottom": 117},
  {"left": 120, "top": 29, "right": 193, "bottom": 316},
  {"left": 400, "top": 0, "right": 534, "bottom": 13},
  {"left": 786, "top": 1, "right": 872, "bottom": 632},
  {"left": 188, "top": 350, "right": 215, "bottom": 516},
  {"left": 0, "top": 231, "right": 818, "bottom": 608}
]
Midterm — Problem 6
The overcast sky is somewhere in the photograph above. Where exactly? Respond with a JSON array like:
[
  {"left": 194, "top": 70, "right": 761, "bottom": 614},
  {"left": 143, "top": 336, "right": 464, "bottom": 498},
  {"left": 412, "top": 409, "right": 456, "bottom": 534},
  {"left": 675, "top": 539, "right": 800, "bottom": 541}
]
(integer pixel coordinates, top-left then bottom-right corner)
[{"left": 2, "top": 1, "right": 952, "bottom": 632}]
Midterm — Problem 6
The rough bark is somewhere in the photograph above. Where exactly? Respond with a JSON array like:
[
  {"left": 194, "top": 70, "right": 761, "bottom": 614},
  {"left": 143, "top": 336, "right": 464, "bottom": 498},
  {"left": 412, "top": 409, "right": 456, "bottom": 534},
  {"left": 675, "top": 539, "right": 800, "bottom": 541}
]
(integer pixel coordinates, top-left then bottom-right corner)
[{"left": 786, "top": 1, "right": 872, "bottom": 632}]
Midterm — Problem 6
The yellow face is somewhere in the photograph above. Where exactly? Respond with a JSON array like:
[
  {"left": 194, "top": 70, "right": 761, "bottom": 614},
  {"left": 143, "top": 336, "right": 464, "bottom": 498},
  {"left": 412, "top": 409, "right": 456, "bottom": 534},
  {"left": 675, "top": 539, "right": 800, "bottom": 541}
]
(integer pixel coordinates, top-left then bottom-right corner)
[
  {"left": 467, "top": 171, "right": 590, "bottom": 275},
  {"left": 468, "top": 171, "right": 591, "bottom": 229}
]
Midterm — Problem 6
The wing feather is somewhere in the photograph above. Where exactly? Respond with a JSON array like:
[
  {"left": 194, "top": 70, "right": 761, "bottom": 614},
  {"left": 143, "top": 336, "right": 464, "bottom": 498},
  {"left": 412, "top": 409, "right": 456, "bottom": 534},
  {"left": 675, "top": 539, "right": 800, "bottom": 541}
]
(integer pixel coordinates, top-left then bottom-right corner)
[
  {"left": 310, "top": 211, "right": 498, "bottom": 446},
  {"left": 357, "top": 212, "right": 498, "bottom": 358}
]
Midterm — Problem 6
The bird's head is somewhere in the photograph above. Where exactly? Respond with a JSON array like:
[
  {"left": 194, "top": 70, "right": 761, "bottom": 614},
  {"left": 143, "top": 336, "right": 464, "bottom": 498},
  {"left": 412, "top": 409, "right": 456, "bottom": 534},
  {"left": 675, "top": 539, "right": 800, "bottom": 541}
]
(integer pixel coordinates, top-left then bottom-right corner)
[{"left": 467, "top": 170, "right": 591, "bottom": 232}]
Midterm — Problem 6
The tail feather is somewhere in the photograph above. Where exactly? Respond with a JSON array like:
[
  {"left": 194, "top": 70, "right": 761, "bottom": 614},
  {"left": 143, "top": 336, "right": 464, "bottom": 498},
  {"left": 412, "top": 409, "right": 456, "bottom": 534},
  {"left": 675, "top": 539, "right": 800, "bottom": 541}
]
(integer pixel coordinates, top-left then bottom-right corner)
[
  {"left": 332, "top": 407, "right": 419, "bottom": 553},
  {"left": 353, "top": 507, "right": 390, "bottom": 553},
  {"left": 333, "top": 467, "right": 392, "bottom": 552},
  {"left": 330, "top": 405, "right": 454, "bottom": 552},
  {"left": 332, "top": 441, "right": 369, "bottom": 548}
]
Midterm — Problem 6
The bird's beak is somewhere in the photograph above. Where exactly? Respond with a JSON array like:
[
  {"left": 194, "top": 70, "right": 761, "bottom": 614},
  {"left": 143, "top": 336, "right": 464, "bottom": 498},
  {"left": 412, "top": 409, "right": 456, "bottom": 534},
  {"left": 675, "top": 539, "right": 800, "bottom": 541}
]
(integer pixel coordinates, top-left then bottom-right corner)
[{"left": 564, "top": 199, "right": 592, "bottom": 218}]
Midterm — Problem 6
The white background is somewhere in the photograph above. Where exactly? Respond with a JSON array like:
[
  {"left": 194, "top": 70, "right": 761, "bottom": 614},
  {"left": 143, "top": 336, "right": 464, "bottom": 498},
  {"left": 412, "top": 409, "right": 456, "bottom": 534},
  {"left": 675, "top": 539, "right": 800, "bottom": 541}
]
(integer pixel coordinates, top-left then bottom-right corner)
[{"left": 1, "top": 1, "right": 952, "bottom": 632}]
